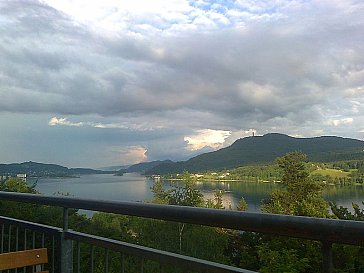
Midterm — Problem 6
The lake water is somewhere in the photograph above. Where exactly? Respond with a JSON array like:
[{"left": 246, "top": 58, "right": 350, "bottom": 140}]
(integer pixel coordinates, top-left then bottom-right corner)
[{"left": 27, "top": 173, "right": 364, "bottom": 213}]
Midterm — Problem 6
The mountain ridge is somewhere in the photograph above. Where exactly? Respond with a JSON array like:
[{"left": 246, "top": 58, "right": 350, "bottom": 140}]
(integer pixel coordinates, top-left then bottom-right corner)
[
  {"left": 0, "top": 161, "right": 108, "bottom": 177},
  {"left": 146, "top": 133, "right": 364, "bottom": 174},
  {"left": 116, "top": 160, "right": 174, "bottom": 174}
]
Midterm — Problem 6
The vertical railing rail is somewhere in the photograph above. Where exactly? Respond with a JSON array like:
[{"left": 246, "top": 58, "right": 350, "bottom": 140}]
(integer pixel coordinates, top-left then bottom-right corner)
[
  {"left": 322, "top": 241, "right": 333, "bottom": 273},
  {"left": 60, "top": 207, "right": 73, "bottom": 273}
]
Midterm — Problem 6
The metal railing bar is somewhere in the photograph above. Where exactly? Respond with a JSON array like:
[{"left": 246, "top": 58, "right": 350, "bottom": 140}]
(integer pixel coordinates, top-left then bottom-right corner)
[
  {"left": 121, "top": 253, "right": 125, "bottom": 273},
  {"left": 322, "top": 241, "right": 333, "bottom": 273},
  {"left": 77, "top": 241, "right": 80, "bottom": 273},
  {"left": 1, "top": 224, "right": 3, "bottom": 253},
  {"left": 63, "top": 207, "right": 68, "bottom": 231},
  {"left": 8, "top": 225, "right": 11, "bottom": 252},
  {"left": 15, "top": 227, "right": 19, "bottom": 273},
  {"left": 140, "top": 258, "right": 144, "bottom": 273},
  {"left": 0, "top": 216, "right": 61, "bottom": 235},
  {"left": 91, "top": 245, "right": 94, "bottom": 273},
  {"left": 33, "top": 231, "right": 35, "bottom": 273},
  {"left": 32, "top": 231, "right": 35, "bottom": 249},
  {"left": 24, "top": 229, "right": 27, "bottom": 250},
  {"left": 52, "top": 236, "right": 55, "bottom": 273},
  {"left": 1, "top": 192, "right": 364, "bottom": 246},
  {"left": 24, "top": 229, "right": 27, "bottom": 273},
  {"left": 41, "top": 233, "right": 45, "bottom": 271},
  {"left": 66, "top": 230, "right": 255, "bottom": 273},
  {"left": 105, "top": 249, "right": 109, "bottom": 273},
  {"left": 16, "top": 227, "right": 19, "bottom": 251}
]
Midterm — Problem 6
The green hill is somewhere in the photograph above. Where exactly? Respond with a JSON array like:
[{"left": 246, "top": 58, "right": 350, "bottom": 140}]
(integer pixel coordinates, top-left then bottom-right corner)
[
  {"left": 0, "top": 161, "right": 106, "bottom": 177},
  {"left": 147, "top": 133, "right": 364, "bottom": 174},
  {"left": 118, "top": 160, "right": 174, "bottom": 174}
]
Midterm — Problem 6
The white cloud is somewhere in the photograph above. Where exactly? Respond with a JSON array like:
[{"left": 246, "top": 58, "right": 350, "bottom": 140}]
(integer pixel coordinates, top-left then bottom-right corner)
[
  {"left": 223, "top": 129, "right": 257, "bottom": 146},
  {"left": 48, "top": 117, "right": 83, "bottom": 127},
  {"left": 48, "top": 117, "right": 164, "bottom": 131},
  {"left": 41, "top": 0, "right": 193, "bottom": 35},
  {"left": 184, "top": 129, "right": 231, "bottom": 151},
  {"left": 330, "top": 118, "right": 354, "bottom": 126},
  {"left": 108, "top": 146, "right": 147, "bottom": 165}
]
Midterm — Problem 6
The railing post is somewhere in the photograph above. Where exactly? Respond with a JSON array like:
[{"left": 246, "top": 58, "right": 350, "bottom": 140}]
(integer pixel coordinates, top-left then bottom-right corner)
[
  {"left": 60, "top": 207, "right": 73, "bottom": 273},
  {"left": 322, "top": 241, "right": 333, "bottom": 273}
]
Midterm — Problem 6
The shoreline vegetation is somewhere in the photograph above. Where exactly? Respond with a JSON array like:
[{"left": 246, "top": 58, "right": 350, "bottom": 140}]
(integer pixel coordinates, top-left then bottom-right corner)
[
  {"left": 161, "top": 177, "right": 282, "bottom": 183},
  {"left": 154, "top": 159, "right": 364, "bottom": 186},
  {"left": 2, "top": 152, "right": 364, "bottom": 272},
  {"left": 159, "top": 177, "right": 364, "bottom": 186}
]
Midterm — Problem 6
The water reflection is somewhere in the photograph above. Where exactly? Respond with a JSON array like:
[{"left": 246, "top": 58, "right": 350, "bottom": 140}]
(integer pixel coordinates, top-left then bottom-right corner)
[{"left": 28, "top": 174, "right": 364, "bottom": 213}]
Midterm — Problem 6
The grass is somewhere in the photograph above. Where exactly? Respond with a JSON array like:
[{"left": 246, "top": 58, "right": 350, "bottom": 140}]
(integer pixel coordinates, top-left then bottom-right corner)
[{"left": 311, "top": 168, "right": 350, "bottom": 178}]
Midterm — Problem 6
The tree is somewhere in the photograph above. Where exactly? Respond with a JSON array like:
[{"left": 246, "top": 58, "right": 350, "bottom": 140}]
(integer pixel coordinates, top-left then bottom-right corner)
[
  {"left": 262, "top": 152, "right": 329, "bottom": 217},
  {"left": 330, "top": 201, "right": 364, "bottom": 221},
  {"left": 0, "top": 177, "right": 36, "bottom": 193},
  {"left": 206, "top": 190, "right": 225, "bottom": 209},
  {"left": 255, "top": 152, "right": 330, "bottom": 273},
  {"left": 151, "top": 172, "right": 204, "bottom": 207},
  {"left": 236, "top": 197, "right": 248, "bottom": 211}
]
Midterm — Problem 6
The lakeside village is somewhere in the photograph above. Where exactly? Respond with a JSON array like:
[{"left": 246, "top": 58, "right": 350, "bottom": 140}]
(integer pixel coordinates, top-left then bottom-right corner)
[
  {"left": 0, "top": 173, "right": 27, "bottom": 182},
  {"left": 151, "top": 172, "right": 282, "bottom": 183},
  {"left": 150, "top": 161, "right": 364, "bottom": 186}
]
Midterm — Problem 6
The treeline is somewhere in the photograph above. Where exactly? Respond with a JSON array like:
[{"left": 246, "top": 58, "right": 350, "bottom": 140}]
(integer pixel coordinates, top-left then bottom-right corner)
[
  {"left": 1, "top": 152, "right": 364, "bottom": 272},
  {"left": 311, "top": 160, "right": 364, "bottom": 184},
  {"left": 198, "top": 159, "right": 364, "bottom": 185},
  {"left": 227, "top": 164, "right": 282, "bottom": 181}
]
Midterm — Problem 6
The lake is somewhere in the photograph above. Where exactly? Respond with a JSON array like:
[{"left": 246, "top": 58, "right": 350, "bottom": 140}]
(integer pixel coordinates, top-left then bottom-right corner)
[{"left": 27, "top": 173, "right": 364, "bottom": 213}]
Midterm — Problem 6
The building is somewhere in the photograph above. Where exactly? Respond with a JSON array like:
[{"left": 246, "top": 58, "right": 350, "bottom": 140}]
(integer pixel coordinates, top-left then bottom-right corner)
[{"left": 16, "top": 173, "right": 27, "bottom": 182}]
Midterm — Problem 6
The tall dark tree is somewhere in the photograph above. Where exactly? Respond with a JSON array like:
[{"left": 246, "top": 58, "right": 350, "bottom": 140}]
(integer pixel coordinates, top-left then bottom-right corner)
[{"left": 262, "top": 152, "right": 329, "bottom": 217}]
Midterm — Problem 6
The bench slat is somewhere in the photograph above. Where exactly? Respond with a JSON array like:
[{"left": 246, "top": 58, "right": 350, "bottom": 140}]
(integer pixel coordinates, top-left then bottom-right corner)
[{"left": 0, "top": 248, "right": 48, "bottom": 270}]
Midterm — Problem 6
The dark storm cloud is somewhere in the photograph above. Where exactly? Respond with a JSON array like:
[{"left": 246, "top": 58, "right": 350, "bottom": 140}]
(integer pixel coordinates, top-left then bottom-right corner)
[
  {"left": 1, "top": 0, "right": 363, "bottom": 125},
  {"left": 0, "top": 0, "right": 364, "bottom": 166}
]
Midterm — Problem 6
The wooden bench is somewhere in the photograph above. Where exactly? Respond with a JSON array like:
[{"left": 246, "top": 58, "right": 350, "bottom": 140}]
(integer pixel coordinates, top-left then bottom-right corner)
[{"left": 0, "top": 248, "right": 48, "bottom": 272}]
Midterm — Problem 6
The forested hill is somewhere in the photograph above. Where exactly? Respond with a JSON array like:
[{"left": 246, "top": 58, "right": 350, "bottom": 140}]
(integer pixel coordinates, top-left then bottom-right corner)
[
  {"left": 147, "top": 133, "right": 364, "bottom": 174},
  {"left": 117, "top": 160, "right": 174, "bottom": 174},
  {"left": 0, "top": 161, "right": 106, "bottom": 177}
]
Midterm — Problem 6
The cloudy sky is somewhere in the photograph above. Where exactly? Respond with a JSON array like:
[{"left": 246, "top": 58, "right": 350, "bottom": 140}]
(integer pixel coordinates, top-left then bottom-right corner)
[{"left": 0, "top": 0, "right": 363, "bottom": 168}]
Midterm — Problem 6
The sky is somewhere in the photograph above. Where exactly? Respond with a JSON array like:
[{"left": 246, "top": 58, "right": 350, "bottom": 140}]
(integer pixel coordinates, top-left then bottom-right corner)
[{"left": 0, "top": 0, "right": 363, "bottom": 168}]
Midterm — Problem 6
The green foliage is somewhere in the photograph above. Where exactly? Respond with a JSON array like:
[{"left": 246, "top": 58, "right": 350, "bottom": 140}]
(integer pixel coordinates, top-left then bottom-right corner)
[
  {"left": 258, "top": 244, "right": 310, "bottom": 273},
  {"left": 206, "top": 190, "right": 225, "bottom": 209},
  {"left": 140, "top": 172, "right": 230, "bottom": 265},
  {"left": 227, "top": 164, "right": 282, "bottom": 182},
  {"left": 236, "top": 197, "right": 248, "bottom": 211},
  {"left": 250, "top": 152, "right": 329, "bottom": 273},
  {"left": 150, "top": 180, "right": 169, "bottom": 204},
  {"left": 151, "top": 172, "right": 204, "bottom": 207},
  {"left": 331, "top": 245, "right": 364, "bottom": 273},
  {"left": 91, "top": 212, "right": 129, "bottom": 239},
  {"left": 0, "top": 177, "right": 36, "bottom": 193},
  {"left": 330, "top": 201, "right": 364, "bottom": 221},
  {"left": 262, "top": 152, "right": 329, "bottom": 217},
  {"left": 311, "top": 160, "right": 364, "bottom": 185}
]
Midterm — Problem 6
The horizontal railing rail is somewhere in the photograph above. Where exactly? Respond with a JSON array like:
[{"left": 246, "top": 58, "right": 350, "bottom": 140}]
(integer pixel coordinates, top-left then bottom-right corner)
[
  {"left": 0, "top": 191, "right": 364, "bottom": 246},
  {"left": 0, "top": 214, "right": 252, "bottom": 273},
  {"left": 0, "top": 216, "right": 60, "bottom": 273},
  {"left": 66, "top": 230, "right": 254, "bottom": 273},
  {"left": 0, "top": 216, "right": 62, "bottom": 235}
]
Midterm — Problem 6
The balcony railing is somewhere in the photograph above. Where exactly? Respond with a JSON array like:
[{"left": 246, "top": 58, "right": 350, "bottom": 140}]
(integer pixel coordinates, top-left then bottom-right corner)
[{"left": 1, "top": 191, "right": 364, "bottom": 273}]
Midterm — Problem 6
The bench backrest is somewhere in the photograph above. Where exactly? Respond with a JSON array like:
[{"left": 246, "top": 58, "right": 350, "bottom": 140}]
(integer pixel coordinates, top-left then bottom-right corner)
[{"left": 0, "top": 248, "right": 48, "bottom": 272}]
